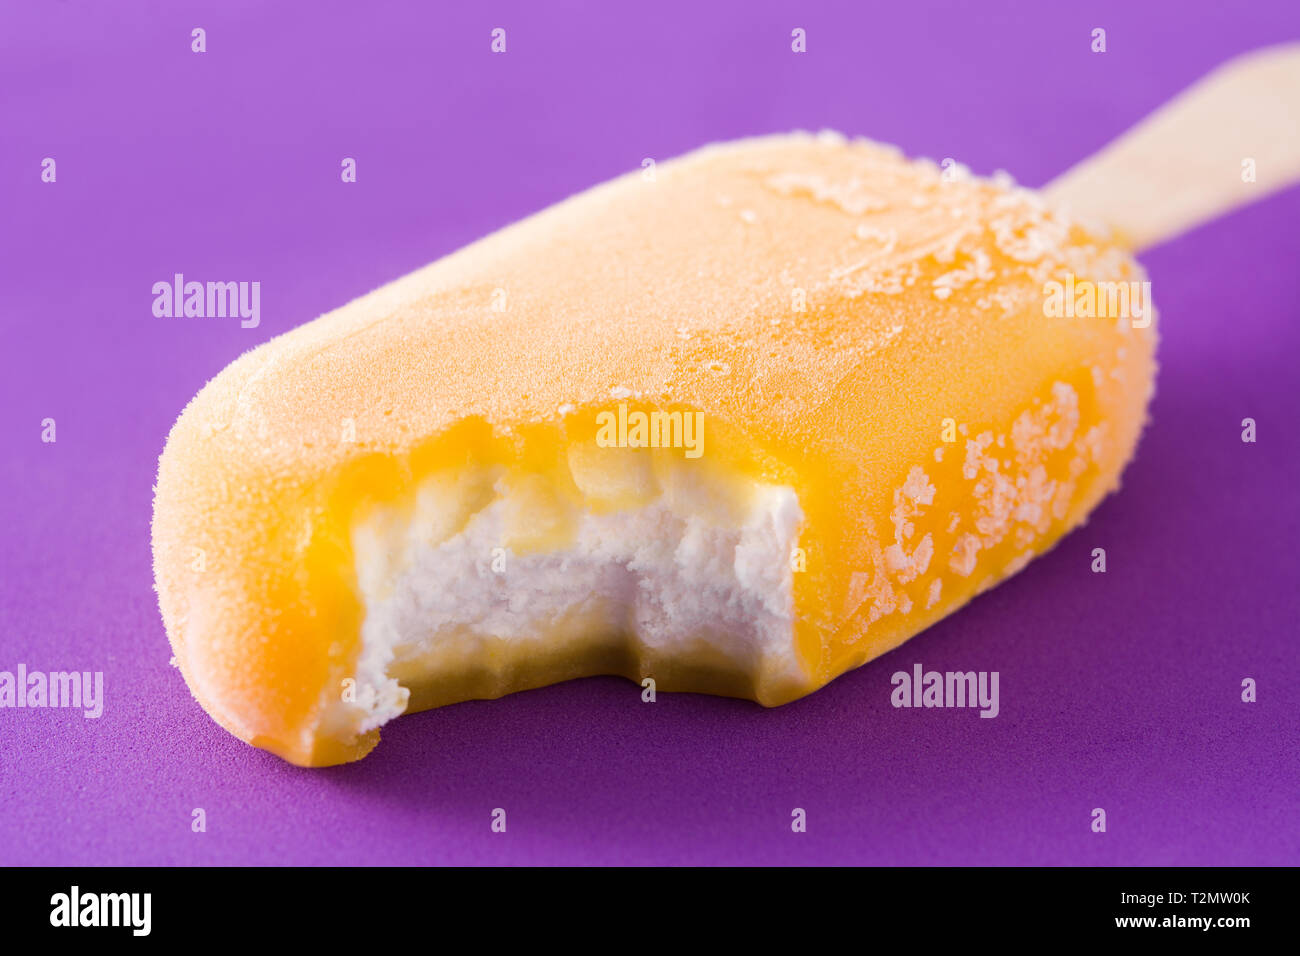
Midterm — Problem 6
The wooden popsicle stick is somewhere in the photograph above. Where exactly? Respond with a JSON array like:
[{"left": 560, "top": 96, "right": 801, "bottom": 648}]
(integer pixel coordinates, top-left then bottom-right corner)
[{"left": 1044, "top": 43, "right": 1300, "bottom": 253}]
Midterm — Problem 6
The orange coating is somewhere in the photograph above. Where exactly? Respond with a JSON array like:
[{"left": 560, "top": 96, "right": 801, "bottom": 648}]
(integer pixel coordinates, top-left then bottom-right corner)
[{"left": 152, "top": 132, "right": 1157, "bottom": 765}]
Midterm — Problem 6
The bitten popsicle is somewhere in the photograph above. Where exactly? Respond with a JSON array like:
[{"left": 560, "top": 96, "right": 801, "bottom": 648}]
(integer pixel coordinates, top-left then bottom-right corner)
[{"left": 152, "top": 44, "right": 1300, "bottom": 765}]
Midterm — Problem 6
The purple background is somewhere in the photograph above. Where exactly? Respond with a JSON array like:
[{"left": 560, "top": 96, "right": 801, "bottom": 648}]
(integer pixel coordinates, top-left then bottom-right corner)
[{"left": 2, "top": 0, "right": 1297, "bottom": 866}]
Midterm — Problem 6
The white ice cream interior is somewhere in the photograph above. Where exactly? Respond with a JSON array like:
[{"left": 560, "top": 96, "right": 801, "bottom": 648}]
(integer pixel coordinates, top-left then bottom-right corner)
[{"left": 334, "top": 448, "right": 805, "bottom": 734}]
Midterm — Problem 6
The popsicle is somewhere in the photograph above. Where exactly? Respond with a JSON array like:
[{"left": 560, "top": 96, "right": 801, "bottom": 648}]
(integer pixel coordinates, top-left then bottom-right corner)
[{"left": 152, "top": 44, "right": 1300, "bottom": 765}]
